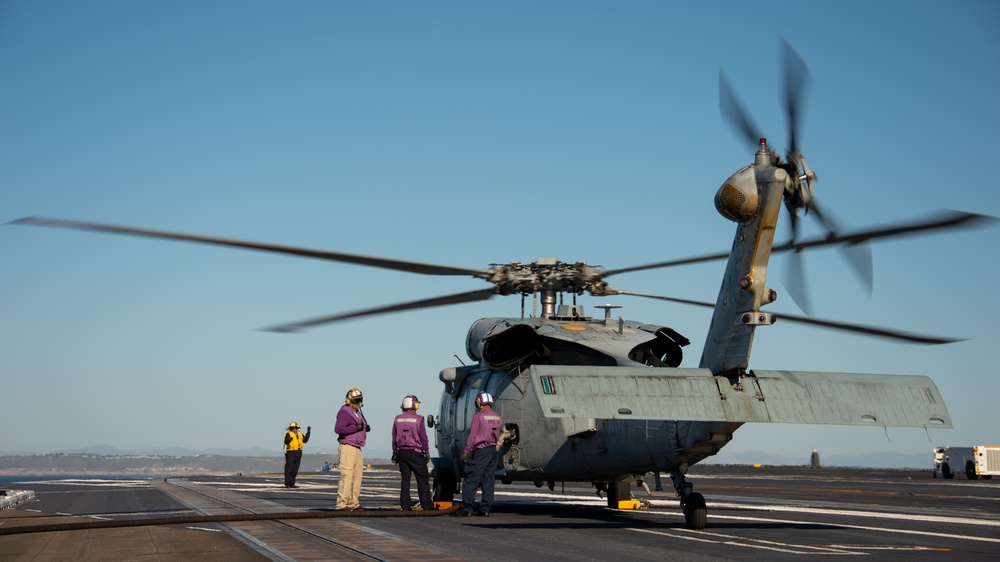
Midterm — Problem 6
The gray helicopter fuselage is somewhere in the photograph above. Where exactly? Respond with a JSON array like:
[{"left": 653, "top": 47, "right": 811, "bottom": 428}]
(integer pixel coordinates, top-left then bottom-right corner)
[{"left": 433, "top": 313, "right": 738, "bottom": 483}]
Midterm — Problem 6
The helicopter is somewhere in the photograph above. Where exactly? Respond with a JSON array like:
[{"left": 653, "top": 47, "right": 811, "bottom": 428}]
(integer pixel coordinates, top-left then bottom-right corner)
[{"left": 10, "top": 42, "right": 996, "bottom": 529}]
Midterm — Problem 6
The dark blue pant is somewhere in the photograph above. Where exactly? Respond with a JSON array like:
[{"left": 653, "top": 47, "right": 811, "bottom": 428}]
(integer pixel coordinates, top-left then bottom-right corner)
[
  {"left": 397, "top": 449, "right": 433, "bottom": 510},
  {"left": 284, "top": 451, "right": 302, "bottom": 487},
  {"left": 461, "top": 446, "right": 498, "bottom": 514}
]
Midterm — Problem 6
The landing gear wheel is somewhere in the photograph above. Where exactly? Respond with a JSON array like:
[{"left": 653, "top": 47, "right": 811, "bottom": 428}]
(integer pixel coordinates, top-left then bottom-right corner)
[{"left": 683, "top": 492, "right": 707, "bottom": 529}]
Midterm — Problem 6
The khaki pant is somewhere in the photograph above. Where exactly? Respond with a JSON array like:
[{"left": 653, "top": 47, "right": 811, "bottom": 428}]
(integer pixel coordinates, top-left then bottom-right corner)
[{"left": 336, "top": 443, "right": 364, "bottom": 509}]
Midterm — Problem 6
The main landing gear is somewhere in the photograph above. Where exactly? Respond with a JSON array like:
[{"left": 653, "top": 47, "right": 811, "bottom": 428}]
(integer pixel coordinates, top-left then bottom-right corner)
[{"left": 670, "top": 467, "right": 707, "bottom": 529}]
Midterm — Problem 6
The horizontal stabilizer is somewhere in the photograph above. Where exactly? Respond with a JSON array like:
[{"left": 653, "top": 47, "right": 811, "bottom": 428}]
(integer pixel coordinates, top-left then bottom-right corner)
[{"left": 530, "top": 365, "right": 951, "bottom": 428}]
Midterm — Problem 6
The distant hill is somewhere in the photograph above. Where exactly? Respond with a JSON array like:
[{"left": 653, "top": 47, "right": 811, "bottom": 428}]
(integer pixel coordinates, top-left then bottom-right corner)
[
  {"left": 0, "top": 445, "right": 395, "bottom": 459},
  {"left": 702, "top": 449, "right": 933, "bottom": 469},
  {"left": 45, "top": 445, "right": 284, "bottom": 457},
  {"left": 0, "top": 453, "right": 369, "bottom": 477}
]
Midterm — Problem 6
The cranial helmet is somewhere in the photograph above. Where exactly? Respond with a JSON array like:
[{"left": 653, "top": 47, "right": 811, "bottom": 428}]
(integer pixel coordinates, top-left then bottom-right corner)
[
  {"left": 288, "top": 421, "right": 300, "bottom": 430},
  {"left": 475, "top": 391, "right": 494, "bottom": 408},
  {"left": 345, "top": 388, "right": 363, "bottom": 405},
  {"left": 401, "top": 395, "right": 420, "bottom": 411}
]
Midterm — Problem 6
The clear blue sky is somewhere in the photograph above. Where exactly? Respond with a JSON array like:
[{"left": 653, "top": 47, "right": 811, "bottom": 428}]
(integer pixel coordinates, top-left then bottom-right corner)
[{"left": 2, "top": 1, "right": 998, "bottom": 462}]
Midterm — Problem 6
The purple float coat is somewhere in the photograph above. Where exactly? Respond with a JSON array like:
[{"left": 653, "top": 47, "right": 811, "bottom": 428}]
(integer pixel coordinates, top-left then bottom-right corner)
[
  {"left": 392, "top": 410, "right": 429, "bottom": 454},
  {"left": 336, "top": 404, "right": 367, "bottom": 448},
  {"left": 464, "top": 408, "right": 503, "bottom": 455}
]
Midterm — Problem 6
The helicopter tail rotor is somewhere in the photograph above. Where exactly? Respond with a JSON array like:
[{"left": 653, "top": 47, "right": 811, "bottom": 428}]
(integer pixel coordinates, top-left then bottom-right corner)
[{"left": 721, "top": 40, "right": 876, "bottom": 314}]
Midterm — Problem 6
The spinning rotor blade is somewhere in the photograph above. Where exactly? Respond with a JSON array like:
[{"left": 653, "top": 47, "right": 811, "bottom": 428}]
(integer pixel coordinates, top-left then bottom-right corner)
[
  {"left": 11, "top": 217, "right": 493, "bottom": 279},
  {"left": 261, "top": 288, "right": 498, "bottom": 333},
  {"left": 782, "top": 38, "right": 811, "bottom": 155},
  {"left": 782, "top": 201, "right": 874, "bottom": 315},
  {"left": 841, "top": 241, "right": 874, "bottom": 291},
  {"left": 719, "top": 69, "right": 764, "bottom": 149},
  {"left": 799, "top": 199, "right": 875, "bottom": 298},
  {"left": 783, "top": 248, "right": 812, "bottom": 316},
  {"left": 782, "top": 199, "right": 815, "bottom": 315},
  {"left": 611, "top": 289, "right": 958, "bottom": 345},
  {"left": 606, "top": 288, "right": 721, "bottom": 310},
  {"left": 602, "top": 211, "right": 993, "bottom": 277},
  {"left": 772, "top": 310, "right": 961, "bottom": 345},
  {"left": 778, "top": 210, "right": 994, "bottom": 251}
]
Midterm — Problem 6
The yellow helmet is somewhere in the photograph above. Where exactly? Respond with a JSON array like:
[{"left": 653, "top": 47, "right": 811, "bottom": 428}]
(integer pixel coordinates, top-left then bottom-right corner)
[{"left": 288, "top": 421, "right": 300, "bottom": 430}]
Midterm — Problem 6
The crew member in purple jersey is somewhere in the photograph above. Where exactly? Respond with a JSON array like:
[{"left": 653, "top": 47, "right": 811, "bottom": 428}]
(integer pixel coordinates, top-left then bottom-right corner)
[
  {"left": 455, "top": 391, "right": 503, "bottom": 516},
  {"left": 392, "top": 394, "right": 434, "bottom": 511},
  {"left": 335, "top": 387, "right": 369, "bottom": 511}
]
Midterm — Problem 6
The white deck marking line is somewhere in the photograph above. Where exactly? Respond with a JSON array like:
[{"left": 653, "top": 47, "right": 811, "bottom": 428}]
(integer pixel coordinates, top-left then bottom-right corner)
[
  {"left": 676, "top": 528, "right": 864, "bottom": 554},
  {"left": 815, "top": 545, "right": 951, "bottom": 551},
  {"left": 631, "top": 527, "right": 863, "bottom": 555},
  {"left": 706, "top": 501, "right": 1000, "bottom": 528},
  {"left": 677, "top": 513, "right": 1000, "bottom": 544}
]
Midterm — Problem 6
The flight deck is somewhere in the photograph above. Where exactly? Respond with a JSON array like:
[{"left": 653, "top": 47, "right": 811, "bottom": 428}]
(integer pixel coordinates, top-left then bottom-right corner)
[{"left": 2, "top": 465, "right": 998, "bottom": 561}]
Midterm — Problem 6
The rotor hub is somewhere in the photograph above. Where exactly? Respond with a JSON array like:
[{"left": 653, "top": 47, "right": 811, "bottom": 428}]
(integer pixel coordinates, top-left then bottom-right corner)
[{"left": 488, "top": 260, "right": 607, "bottom": 296}]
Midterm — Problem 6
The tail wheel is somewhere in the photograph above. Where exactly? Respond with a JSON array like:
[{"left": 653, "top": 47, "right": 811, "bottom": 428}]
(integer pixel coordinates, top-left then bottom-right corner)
[{"left": 683, "top": 492, "right": 707, "bottom": 529}]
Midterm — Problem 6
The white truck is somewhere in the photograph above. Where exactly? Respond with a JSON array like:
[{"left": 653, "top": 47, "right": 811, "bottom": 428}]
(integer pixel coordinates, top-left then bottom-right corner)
[{"left": 934, "top": 446, "right": 999, "bottom": 480}]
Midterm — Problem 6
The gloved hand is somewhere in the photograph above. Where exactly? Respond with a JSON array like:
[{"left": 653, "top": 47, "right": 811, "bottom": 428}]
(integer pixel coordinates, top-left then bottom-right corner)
[
  {"left": 356, "top": 423, "right": 364, "bottom": 431},
  {"left": 365, "top": 424, "right": 371, "bottom": 432},
  {"left": 461, "top": 452, "right": 469, "bottom": 463},
  {"left": 391, "top": 453, "right": 397, "bottom": 464},
  {"left": 306, "top": 426, "right": 311, "bottom": 433},
  {"left": 424, "top": 454, "right": 430, "bottom": 463}
]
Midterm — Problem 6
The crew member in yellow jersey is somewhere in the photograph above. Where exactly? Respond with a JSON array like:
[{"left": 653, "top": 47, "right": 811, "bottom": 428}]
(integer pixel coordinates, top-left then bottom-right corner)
[{"left": 283, "top": 421, "right": 311, "bottom": 488}]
